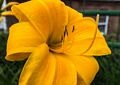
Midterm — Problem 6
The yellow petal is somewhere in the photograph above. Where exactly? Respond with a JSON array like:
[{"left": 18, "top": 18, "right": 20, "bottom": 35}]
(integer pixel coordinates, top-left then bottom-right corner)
[
  {"left": 83, "top": 34, "right": 111, "bottom": 56},
  {"left": 45, "top": 0, "right": 67, "bottom": 44},
  {"left": 11, "top": 0, "right": 51, "bottom": 40},
  {"left": 63, "top": 17, "right": 111, "bottom": 56},
  {"left": 66, "top": 6, "right": 83, "bottom": 26},
  {"left": 6, "top": 22, "right": 45, "bottom": 61},
  {"left": 1, "top": 11, "right": 14, "bottom": 16},
  {"left": 19, "top": 43, "right": 56, "bottom": 85},
  {"left": 53, "top": 54, "right": 77, "bottom": 85},
  {"left": 66, "top": 55, "right": 99, "bottom": 85},
  {"left": 11, "top": 0, "right": 67, "bottom": 44}
]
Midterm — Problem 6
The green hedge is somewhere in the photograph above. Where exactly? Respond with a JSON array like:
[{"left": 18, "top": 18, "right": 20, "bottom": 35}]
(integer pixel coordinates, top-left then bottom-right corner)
[
  {"left": 0, "top": 33, "right": 120, "bottom": 85},
  {"left": 92, "top": 46, "right": 120, "bottom": 85},
  {"left": 0, "top": 33, "right": 24, "bottom": 85}
]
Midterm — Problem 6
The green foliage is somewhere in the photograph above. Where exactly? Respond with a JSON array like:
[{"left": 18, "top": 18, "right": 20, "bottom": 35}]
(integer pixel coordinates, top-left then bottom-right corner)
[
  {"left": 0, "top": 0, "right": 3, "bottom": 9},
  {"left": 0, "top": 33, "right": 24, "bottom": 85},
  {"left": 0, "top": 33, "right": 120, "bottom": 85},
  {"left": 92, "top": 47, "right": 120, "bottom": 85}
]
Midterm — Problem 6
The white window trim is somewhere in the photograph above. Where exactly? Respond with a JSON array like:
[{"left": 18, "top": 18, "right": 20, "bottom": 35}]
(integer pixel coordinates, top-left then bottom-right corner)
[
  {"left": 98, "top": 16, "right": 109, "bottom": 35},
  {"left": 0, "top": 0, "right": 7, "bottom": 33}
]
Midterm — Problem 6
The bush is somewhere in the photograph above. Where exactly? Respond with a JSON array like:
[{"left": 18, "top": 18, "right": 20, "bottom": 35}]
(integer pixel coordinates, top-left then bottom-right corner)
[
  {"left": 92, "top": 43, "right": 120, "bottom": 85},
  {"left": 0, "top": 32, "right": 24, "bottom": 85},
  {"left": 0, "top": 33, "right": 120, "bottom": 85}
]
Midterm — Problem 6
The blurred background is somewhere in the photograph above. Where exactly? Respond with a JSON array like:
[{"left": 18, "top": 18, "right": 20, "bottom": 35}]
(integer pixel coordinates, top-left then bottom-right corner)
[{"left": 0, "top": 0, "right": 120, "bottom": 85}]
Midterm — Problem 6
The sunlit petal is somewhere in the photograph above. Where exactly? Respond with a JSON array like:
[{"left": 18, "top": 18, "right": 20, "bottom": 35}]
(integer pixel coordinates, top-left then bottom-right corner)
[
  {"left": 5, "top": 0, "right": 111, "bottom": 85},
  {"left": 11, "top": 0, "right": 67, "bottom": 43},
  {"left": 11, "top": 0, "right": 51, "bottom": 40},
  {"left": 66, "top": 55, "right": 99, "bottom": 85},
  {"left": 53, "top": 54, "right": 77, "bottom": 85},
  {"left": 19, "top": 44, "right": 56, "bottom": 85},
  {"left": 6, "top": 22, "right": 45, "bottom": 61},
  {"left": 66, "top": 6, "right": 83, "bottom": 28},
  {"left": 41, "top": 0, "right": 68, "bottom": 44},
  {"left": 63, "top": 17, "right": 111, "bottom": 56}
]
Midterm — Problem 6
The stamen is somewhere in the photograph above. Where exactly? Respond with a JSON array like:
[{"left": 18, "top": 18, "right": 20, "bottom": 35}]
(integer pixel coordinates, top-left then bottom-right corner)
[
  {"left": 66, "top": 30, "right": 68, "bottom": 36},
  {"left": 62, "top": 26, "right": 75, "bottom": 52},
  {"left": 96, "top": 14, "right": 99, "bottom": 26},
  {"left": 61, "top": 35, "right": 63, "bottom": 42},
  {"left": 63, "top": 16, "right": 100, "bottom": 55},
  {"left": 72, "top": 26, "right": 75, "bottom": 32},
  {"left": 80, "top": 14, "right": 99, "bottom": 55},
  {"left": 64, "top": 29, "right": 66, "bottom": 37},
  {"left": 50, "top": 15, "right": 100, "bottom": 54},
  {"left": 49, "top": 25, "right": 72, "bottom": 53},
  {"left": 64, "top": 26, "right": 68, "bottom": 37}
]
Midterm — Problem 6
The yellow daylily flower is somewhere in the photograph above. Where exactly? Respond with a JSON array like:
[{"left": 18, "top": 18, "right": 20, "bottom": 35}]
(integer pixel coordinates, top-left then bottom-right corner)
[{"left": 5, "top": 0, "right": 111, "bottom": 85}]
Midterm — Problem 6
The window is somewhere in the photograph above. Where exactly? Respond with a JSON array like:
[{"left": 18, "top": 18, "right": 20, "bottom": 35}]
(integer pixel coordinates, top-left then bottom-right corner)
[
  {"left": 0, "top": 0, "right": 7, "bottom": 33},
  {"left": 98, "top": 16, "right": 109, "bottom": 35}
]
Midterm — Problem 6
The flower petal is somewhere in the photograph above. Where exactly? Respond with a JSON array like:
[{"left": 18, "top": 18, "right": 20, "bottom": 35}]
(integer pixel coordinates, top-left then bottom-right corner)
[
  {"left": 66, "top": 6, "right": 83, "bottom": 26},
  {"left": 11, "top": 0, "right": 68, "bottom": 44},
  {"left": 46, "top": 1, "right": 68, "bottom": 44},
  {"left": 66, "top": 55, "right": 99, "bottom": 85},
  {"left": 19, "top": 43, "right": 56, "bottom": 85},
  {"left": 11, "top": 0, "right": 51, "bottom": 40},
  {"left": 53, "top": 54, "right": 77, "bottom": 85},
  {"left": 64, "top": 16, "right": 111, "bottom": 56},
  {"left": 6, "top": 22, "right": 45, "bottom": 61}
]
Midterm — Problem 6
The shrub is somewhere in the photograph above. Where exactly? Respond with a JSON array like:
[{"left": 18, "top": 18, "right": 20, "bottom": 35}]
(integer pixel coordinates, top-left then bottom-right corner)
[
  {"left": 0, "top": 33, "right": 24, "bottom": 85},
  {"left": 92, "top": 42, "right": 120, "bottom": 85}
]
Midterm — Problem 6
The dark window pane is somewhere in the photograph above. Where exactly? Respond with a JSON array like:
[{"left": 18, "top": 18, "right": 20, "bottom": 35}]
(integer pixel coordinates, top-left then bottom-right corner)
[{"left": 98, "top": 25, "right": 105, "bottom": 33}]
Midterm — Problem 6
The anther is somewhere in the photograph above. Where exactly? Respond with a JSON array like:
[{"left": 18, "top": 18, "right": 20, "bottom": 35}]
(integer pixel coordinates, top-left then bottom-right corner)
[
  {"left": 64, "top": 26, "right": 68, "bottom": 37},
  {"left": 61, "top": 35, "right": 63, "bottom": 42},
  {"left": 72, "top": 26, "right": 75, "bottom": 32}
]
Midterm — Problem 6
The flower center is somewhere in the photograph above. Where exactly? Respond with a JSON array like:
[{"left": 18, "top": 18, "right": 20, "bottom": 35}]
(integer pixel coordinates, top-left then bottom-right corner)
[
  {"left": 48, "top": 25, "right": 75, "bottom": 54},
  {"left": 48, "top": 14, "right": 100, "bottom": 54}
]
